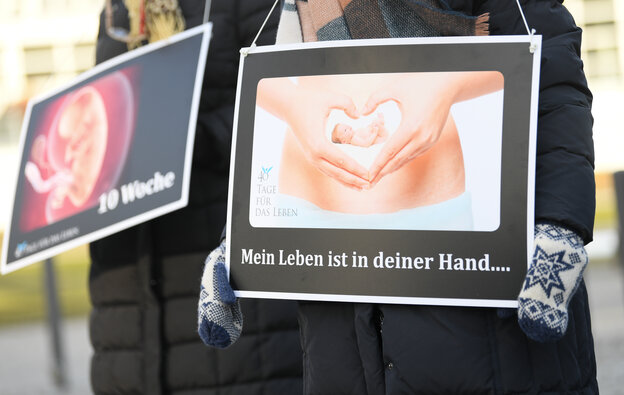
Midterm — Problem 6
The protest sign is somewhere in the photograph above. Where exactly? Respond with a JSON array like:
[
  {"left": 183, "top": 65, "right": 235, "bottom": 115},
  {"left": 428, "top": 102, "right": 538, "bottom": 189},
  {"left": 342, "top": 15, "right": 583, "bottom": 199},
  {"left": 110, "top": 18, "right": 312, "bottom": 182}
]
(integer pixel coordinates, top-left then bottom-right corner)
[
  {"left": 227, "top": 36, "right": 541, "bottom": 307},
  {"left": 1, "top": 24, "right": 212, "bottom": 274}
]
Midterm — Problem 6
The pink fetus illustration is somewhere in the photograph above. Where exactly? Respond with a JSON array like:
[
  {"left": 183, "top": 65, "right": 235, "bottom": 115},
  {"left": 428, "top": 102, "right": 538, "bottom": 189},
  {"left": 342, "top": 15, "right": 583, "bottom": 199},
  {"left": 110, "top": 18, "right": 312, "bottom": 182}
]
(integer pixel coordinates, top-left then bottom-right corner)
[
  {"left": 21, "top": 69, "right": 136, "bottom": 230},
  {"left": 331, "top": 112, "right": 388, "bottom": 147},
  {"left": 25, "top": 86, "right": 108, "bottom": 220},
  {"left": 57, "top": 86, "right": 108, "bottom": 206}
]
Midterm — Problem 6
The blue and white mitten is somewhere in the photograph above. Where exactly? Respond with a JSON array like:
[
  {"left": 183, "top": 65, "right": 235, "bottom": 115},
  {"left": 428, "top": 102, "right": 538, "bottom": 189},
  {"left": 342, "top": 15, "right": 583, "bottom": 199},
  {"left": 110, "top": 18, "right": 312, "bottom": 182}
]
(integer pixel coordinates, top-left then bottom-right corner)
[
  {"left": 517, "top": 223, "right": 589, "bottom": 342},
  {"left": 197, "top": 241, "right": 243, "bottom": 348}
]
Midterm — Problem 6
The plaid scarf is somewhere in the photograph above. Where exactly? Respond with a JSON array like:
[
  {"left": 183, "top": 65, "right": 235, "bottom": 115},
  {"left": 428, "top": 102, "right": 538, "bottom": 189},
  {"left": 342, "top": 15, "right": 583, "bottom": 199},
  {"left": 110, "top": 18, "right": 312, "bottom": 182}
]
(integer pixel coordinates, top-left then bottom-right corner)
[{"left": 276, "top": 0, "right": 488, "bottom": 44}]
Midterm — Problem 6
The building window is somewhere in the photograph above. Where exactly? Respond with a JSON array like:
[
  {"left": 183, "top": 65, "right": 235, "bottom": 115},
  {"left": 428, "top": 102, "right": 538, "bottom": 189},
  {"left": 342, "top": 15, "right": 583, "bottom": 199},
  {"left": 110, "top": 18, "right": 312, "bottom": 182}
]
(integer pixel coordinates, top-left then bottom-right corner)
[
  {"left": 74, "top": 43, "right": 95, "bottom": 73},
  {"left": 23, "top": 46, "right": 54, "bottom": 75},
  {"left": 580, "top": 0, "right": 622, "bottom": 82}
]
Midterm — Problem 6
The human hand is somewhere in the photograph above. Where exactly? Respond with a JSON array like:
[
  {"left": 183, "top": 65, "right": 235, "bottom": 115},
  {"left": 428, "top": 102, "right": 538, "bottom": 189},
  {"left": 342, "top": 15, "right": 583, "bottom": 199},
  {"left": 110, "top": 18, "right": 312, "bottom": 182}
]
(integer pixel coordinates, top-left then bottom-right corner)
[
  {"left": 362, "top": 76, "right": 456, "bottom": 186},
  {"left": 197, "top": 240, "right": 243, "bottom": 348},
  {"left": 285, "top": 86, "right": 371, "bottom": 190}
]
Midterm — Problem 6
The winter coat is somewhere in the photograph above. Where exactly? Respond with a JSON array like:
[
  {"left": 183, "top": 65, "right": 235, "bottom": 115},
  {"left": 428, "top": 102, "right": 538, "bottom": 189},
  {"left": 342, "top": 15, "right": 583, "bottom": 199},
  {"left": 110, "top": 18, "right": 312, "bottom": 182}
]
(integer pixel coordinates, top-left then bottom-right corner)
[
  {"left": 89, "top": 1, "right": 303, "bottom": 394},
  {"left": 296, "top": 0, "right": 597, "bottom": 393}
]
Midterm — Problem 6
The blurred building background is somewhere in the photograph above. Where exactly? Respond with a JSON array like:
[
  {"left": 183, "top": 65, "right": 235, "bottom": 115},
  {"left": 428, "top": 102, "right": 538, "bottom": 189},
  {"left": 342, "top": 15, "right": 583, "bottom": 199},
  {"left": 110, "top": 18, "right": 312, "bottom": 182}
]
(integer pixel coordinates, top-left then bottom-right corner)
[
  {"left": 568, "top": 0, "right": 624, "bottom": 180},
  {"left": 0, "top": 0, "right": 101, "bottom": 143},
  {"left": 567, "top": 0, "right": 624, "bottom": 91},
  {"left": 0, "top": 1, "right": 623, "bottom": 394}
]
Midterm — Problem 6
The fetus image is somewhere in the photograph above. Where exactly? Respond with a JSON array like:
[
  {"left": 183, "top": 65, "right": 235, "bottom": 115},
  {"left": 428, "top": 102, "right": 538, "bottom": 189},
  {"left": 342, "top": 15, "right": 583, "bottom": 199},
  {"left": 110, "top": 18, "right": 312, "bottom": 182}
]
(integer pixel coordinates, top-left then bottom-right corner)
[
  {"left": 20, "top": 69, "right": 136, "bottom": 231},
  {"left": 48, "top": 87, "right": 107, "bottom": 206},
  {"left": 25, "top": 86, "right": 108, "bottom": 210},
  {"left": 58, "top": 87, "right": 108, "bottom": 206},
  {"left": 331, "top": 113, "right": 388, "bottom": 147}
]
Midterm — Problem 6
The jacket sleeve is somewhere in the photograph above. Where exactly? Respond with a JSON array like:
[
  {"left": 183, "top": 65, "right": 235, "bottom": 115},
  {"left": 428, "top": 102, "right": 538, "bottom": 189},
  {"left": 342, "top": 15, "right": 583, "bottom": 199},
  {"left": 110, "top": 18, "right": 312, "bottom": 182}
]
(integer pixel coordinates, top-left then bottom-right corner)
[{"left": 483, "top": 0, "right": 595, "bottom": 244}]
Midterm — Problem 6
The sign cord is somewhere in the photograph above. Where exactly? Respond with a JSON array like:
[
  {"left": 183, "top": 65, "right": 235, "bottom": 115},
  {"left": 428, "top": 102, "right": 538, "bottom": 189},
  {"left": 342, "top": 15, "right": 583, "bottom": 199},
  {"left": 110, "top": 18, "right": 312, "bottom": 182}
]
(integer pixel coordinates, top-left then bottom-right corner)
[
  {"left": 515, "top": 0, "right": 538, "bottom": 53},
  {"left": 203, "top": 0, "right": 212, "bottom": 24},
  {"left": 240, "top": 0, "right": 281, "bottom": 57}
]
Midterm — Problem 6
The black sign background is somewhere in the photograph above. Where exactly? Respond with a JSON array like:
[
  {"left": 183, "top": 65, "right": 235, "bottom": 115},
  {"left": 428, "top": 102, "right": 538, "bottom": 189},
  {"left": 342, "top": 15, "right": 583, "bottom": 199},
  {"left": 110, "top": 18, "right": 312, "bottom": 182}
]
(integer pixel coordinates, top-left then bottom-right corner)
[{"left": 229, "top": 38, "right": 538, "bottom": 305}]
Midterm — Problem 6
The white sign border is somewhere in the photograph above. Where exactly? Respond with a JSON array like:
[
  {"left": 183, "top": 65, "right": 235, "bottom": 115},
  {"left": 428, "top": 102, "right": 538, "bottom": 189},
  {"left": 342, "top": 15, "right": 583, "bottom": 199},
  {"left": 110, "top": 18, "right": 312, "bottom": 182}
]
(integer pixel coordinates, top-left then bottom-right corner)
[{"left": 226, "top": 35, "right": 542, "bottom": 308}]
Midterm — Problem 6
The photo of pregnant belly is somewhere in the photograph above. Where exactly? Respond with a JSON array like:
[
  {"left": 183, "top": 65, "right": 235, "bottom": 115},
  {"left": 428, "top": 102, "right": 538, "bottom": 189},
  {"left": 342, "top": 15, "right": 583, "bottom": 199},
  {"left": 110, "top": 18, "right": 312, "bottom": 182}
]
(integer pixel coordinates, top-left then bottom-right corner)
[{"left": 249, "top": 71, "right": 504, "bottom": 231}]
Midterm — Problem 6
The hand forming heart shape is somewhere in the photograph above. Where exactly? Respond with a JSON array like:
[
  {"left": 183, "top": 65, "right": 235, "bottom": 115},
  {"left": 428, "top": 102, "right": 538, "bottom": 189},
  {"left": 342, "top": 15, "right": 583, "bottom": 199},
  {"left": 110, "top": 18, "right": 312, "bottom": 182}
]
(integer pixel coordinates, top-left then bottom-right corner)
[
  {"left": 326, "top": 101, "right": 401, "bottom": 172},
  {"left": 256, "top": 72, "right": 503, "bottom": 191}
]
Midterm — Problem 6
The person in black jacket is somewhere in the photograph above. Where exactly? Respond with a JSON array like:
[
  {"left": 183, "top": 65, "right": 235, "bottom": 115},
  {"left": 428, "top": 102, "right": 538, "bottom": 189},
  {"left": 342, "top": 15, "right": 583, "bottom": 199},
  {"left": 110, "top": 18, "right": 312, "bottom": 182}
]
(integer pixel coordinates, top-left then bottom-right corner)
[
  {"left": 89, "top": 1, "right": 303, "bottom": 394},
  {"left": 200, "top": 0, "right": 598, "bottom": 393}
]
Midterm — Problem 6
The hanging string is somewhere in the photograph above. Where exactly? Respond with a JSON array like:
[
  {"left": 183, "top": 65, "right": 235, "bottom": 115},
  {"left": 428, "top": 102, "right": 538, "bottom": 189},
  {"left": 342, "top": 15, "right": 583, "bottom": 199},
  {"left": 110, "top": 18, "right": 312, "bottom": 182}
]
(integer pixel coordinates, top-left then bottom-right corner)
[
  {"left": 203, "top": 0, "right": 212, "bottom": 24},
  {"left": 515, "top": 0, "right": 538, "bottom": 53},
  {"left": 240, "top": 0, "right": 280, "bottom": 57}
]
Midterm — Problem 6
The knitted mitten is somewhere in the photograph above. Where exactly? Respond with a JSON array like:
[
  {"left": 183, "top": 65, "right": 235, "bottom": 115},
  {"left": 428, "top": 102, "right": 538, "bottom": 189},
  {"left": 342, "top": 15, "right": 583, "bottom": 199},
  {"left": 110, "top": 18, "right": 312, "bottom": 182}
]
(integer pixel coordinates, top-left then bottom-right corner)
[
  {"left": 517, "top": 223, "right": 589, "bottom": 342},
  {"left": 197, "top": 241, "right": 243, "bottom": 348}
]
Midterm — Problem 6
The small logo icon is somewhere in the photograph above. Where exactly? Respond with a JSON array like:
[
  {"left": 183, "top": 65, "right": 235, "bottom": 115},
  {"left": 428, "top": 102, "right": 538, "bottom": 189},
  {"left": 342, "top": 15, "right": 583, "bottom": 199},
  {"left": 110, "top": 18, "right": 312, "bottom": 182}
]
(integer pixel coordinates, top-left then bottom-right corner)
[
  {"left": 258, "top": 166, "right": 273, "bottom": 182},
  {"left": 14, "top": 241, "right": 28, "bottom": 258}
]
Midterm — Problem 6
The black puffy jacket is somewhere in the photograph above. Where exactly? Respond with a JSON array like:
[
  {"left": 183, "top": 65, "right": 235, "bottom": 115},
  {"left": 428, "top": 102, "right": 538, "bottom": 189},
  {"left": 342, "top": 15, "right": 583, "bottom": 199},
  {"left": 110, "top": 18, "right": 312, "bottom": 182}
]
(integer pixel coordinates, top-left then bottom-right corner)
[
  {"left": 89, "top": 1, "right": 303, "bottom": 394},
  {"left": 296, "top": 0, "right": 597, "bottom": 393}
]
